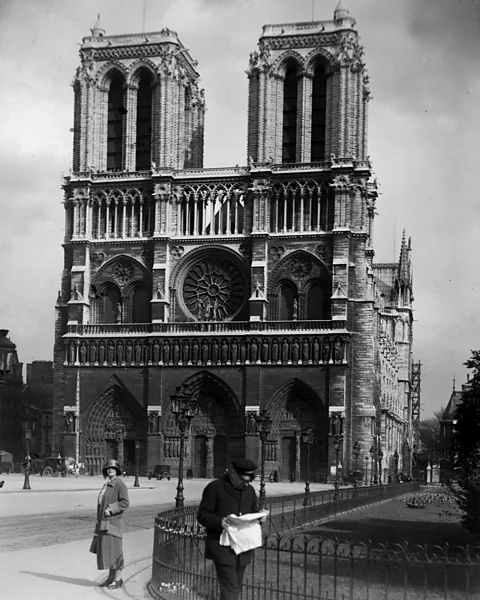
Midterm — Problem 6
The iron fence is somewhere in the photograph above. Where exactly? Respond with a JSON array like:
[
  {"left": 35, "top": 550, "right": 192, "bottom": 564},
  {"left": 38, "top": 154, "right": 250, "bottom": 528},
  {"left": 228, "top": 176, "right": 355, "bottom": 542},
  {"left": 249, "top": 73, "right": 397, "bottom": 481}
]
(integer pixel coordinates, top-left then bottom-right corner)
[{"left": 150, "top": 484, "right": 480, "bottom": 600}]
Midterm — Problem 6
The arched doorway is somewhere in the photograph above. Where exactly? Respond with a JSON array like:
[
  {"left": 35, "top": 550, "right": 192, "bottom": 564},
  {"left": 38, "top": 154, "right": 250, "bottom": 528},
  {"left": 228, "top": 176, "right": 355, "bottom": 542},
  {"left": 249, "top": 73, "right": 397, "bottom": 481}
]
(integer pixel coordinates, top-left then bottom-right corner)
[
  {"left": 163, "top": 372, "right": 243, "bottom": 478},
  {"left": 84, "top": 384, "right": 148, "bottom": 475},
  {"left": 267, "top": 379, "right": 328, "bottom": 482}
]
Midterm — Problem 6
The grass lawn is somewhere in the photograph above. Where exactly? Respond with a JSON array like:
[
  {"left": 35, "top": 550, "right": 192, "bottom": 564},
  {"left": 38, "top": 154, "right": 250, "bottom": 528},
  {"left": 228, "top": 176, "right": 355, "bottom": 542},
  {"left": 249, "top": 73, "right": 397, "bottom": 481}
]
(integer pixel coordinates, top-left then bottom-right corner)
[{"left": 305, "top": 492, "right": 475, "bottom": 549}]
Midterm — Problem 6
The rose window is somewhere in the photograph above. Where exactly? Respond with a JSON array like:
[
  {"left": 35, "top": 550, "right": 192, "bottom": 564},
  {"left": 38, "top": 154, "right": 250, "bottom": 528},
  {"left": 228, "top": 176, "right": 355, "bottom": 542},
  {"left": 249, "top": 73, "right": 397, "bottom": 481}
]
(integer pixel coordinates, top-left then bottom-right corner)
[{"left": 182, "top": 258, "right": 245, "bottom": 321}]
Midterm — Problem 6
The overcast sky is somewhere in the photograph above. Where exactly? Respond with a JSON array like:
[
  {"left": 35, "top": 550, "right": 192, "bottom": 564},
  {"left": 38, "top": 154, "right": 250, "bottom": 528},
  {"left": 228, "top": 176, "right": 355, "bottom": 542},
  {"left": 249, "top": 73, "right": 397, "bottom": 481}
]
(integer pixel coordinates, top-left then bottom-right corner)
[{"left": 1, "top": 0, "right": 479, "bottom": 417}]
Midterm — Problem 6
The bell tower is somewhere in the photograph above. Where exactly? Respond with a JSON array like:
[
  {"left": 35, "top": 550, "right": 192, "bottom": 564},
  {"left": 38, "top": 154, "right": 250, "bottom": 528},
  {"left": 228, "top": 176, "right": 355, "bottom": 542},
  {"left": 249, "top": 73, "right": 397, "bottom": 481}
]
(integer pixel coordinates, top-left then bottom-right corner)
[
  {"left": 246, "top": 2, "right": 369, "bottom": 165},
  {"left": 72, "top": 16, "right": 205, "bottom": 172}
]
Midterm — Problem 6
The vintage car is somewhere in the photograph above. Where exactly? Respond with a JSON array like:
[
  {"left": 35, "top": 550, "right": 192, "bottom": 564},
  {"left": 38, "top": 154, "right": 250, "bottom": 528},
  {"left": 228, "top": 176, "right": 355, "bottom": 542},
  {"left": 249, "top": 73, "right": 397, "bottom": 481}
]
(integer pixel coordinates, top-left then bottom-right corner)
[{"left": 147, "top": 464, "right": 171, "bottom": 481}]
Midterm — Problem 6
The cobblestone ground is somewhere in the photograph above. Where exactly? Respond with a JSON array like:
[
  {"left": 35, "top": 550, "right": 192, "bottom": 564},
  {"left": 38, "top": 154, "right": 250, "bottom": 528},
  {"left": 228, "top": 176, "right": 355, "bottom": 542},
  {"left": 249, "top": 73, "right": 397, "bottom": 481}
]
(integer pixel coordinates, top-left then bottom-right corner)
[{"left": 0, "top": 503, "right": 169, "bottom": 553}]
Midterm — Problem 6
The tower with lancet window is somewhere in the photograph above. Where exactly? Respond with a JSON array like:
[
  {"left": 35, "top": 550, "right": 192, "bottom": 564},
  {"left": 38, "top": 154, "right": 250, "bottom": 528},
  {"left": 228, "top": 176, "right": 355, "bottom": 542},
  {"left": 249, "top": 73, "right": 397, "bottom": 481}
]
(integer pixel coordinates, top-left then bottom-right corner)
[{"left": 53, "top": 4, "right": 415, "bottom": 483}]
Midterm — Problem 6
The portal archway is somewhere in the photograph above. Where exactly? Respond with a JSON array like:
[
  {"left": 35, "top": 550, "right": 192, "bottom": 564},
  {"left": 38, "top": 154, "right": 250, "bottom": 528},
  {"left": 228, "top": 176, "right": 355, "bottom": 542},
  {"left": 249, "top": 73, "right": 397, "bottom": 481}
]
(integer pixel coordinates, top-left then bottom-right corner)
[
  {"left": 266, "top": 378, "right": 328, "bottom": 482},
  {"left": 84, "top": 384, "right": 147, "bottom": 475},
  {"left": 162, "top": 372, "right": 243, "bottom": 478}
]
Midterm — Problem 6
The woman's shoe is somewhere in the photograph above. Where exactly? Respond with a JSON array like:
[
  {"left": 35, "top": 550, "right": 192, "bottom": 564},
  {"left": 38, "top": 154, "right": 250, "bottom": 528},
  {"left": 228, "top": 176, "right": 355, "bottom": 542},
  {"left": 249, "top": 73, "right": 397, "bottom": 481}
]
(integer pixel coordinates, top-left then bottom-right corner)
[
  {"left": 107, "top": 579, "right": 123, "bottom": 589},
  {"left": 100, "top": 578, "right": 114, "bottom": 587}
]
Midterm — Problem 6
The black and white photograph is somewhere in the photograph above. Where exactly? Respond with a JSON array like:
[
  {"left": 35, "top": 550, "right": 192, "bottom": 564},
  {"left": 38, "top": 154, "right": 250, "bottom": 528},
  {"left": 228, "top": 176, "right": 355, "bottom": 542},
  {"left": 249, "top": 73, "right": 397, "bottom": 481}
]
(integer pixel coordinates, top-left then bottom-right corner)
[{"left": 1, "top": 0, "right": 480, "bottom": 598}]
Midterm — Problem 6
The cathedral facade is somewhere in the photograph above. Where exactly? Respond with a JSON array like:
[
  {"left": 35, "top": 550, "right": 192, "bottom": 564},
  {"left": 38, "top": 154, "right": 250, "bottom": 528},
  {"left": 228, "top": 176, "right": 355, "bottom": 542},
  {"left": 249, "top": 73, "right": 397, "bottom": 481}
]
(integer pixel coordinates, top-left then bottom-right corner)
[{"left": 53, "top": 4, "right": 415, "bottom": 482}]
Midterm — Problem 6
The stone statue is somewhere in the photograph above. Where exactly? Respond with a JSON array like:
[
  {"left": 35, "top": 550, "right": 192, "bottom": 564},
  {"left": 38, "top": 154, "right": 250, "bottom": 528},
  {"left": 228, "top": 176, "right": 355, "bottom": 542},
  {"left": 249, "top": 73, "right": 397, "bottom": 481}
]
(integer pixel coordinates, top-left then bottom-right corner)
[
  {"left": 69, "top": 342, "right": 76, "bottom": 363},
  {"left": 202, "top": 341, "right": 209, "bottom": 363},
  {"left": 282, "top": 340, "right": 289, "bottom": 363},
  {"left": 246, "top": 413, "right": 258, "bottom": 434},
  {"left": 98, "top": 342, "right": 105, "bottom": 364},
  {"left": 65, "top": 413, "right": 74, "bottom": 433},
  {"left": 330, "top": 412, "right": 342, "bottom": 436},
  {"left": 89, "top": 342, "right": 97, "bottom": 364},
  {"left": 231, "top": 340, "right": 238, "bottom": 364},
  {"left": 271, "top": 339, "right": 279, "bottom": 363},
  {"left": 333, "top": 337, "right": 343, "bottom": 362},
  {"left": 183, "top": 342, "right": 190, "bottom": 364},
  {"left": 221, "top": 341, "right": 229, "bottom": 363},
  {"left": 312, "top": 339, "right": 320, "bottom": 362},
  {"left": 163, "top": 343, "right": 170, "bottom": 364},
  {"left": 261, "top": 341, "right": 269, "bottom": 363},
  {"left": 107, "top": 342, "right": 114, "bottom": 364},
  {"left": 135, "top": 342, "right": 142, "bottom": 364},
  {"left": 117, "top": 342, "right": 124, "bottom": 364},
  {"left": 211, "top": 341, "right": 219, "bottom": 363},
  {"left": 153, "top": 341, "right": 160, "bottom": 363},
  {"left": 126, "top": 342, "right": 133, "bottom": 364},
  {"left": 322, "top": 339, "right": 331, "bottom": 363},
  {"left": 293, "top": 298, "right": 298, "bottom": 320},
  {"left": 149, "top": 411, "right": 159, "bottom": 434},
  {"left": 115, "top": 302, "right": 123, "bottom": 324},
  {"left": 173, "top": 342, "right": 180, "bottom": 364},
  {"left": 192, "top": 341, "right": 199, "bottom": 363},
  {"left": 291, "top": 339, "right": 299, "bottom": 362},
  {"left": 302, "top": 339, "right": 309, "bottom": 363},
  {"left": 79, "top": 343, "right": 87, "bottom": 364},
  {"left": 250, "top": 339, "right": 258, "bottom": 363}
]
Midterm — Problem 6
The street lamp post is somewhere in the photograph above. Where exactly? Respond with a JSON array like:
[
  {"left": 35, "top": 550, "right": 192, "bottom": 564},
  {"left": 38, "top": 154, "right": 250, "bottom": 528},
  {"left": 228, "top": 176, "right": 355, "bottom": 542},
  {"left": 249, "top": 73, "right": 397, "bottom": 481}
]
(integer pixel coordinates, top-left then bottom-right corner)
[
  {"left": 369, "top": 446, "right": 374, "bottom": 486},
  {"left": 171, "top": 384, "right": 198, "bottom": 509},
  {"left": 364, "top": 456, "right": 369, "bottom": 485},
  {"left": 23, "top": 429, "right": 31, "bottom": 490},
  {"left": 134, "top": 440, "right": 140, "bottom": 487},
  {"left": 393, "top": 450, "right": 399, "bottom": 482},
  {"left": 333, "top": 435, "right": 342, "bottom": 491},
  {"left": 353, "top": 441, "right": 361, "bottom": 489},
  {"left": 255, "top": 410, "right": 272, "bottom": 509},
  {"left": 302, "top": 427, "right": 314, "bottom": 507},
  {"left": 378, "top": 450, "right": 384, "bottom": 485}
]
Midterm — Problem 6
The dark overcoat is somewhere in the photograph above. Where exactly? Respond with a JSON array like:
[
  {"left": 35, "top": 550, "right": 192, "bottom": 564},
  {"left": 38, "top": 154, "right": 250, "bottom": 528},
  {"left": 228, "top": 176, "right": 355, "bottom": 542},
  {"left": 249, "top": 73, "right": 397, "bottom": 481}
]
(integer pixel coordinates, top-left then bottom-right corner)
[
  {"left": 96, "top": 477, "right": 129, "bottom": 538},
  {"left": 197, "top": 473, "right": 258, "bottom": 566}
]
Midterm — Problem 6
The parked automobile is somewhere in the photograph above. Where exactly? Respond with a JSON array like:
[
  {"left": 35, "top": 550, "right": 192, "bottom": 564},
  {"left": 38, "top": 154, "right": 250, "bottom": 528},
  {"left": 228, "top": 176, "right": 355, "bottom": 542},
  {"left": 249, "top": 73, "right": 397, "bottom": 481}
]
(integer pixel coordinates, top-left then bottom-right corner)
[{"left": 148, "top": 464, "right": 171, "bottom": 481}]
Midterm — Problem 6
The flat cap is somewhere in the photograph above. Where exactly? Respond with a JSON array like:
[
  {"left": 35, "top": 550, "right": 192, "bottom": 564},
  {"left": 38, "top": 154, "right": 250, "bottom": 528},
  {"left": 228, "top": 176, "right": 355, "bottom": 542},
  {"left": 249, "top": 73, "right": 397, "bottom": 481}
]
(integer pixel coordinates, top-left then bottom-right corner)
[{"left": 231, "top": 458, "right": 258, "bottom": 472}]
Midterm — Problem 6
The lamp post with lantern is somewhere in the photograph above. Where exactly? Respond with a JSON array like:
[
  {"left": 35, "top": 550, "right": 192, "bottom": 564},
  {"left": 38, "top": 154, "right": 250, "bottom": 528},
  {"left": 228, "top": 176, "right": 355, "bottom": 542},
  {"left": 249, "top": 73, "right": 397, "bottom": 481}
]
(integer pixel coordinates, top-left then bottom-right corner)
[
  {"left": 369, "top": 446, "right": 374, "bottom": 486},
  {"left": 353, "top": 441, "right": 361, "bottom": 489},
  {"left": 333, "top": 435, "right": 342, "bottom": 491},
  {"left": 171, "top": 384, "right": 198, "bottom": 509},
  {"left": 364, "top": 455, "right": 369, "bottom": 486},
  {"left": 134, "top": 440, "right": 140, "bottom": 487},
  {"left": 255, "top": 410, "right": 272, "bottom": 509},
  {"left": 23, "top": 429, "right": 32, "bottom": 490},
  {"left": 302, "top": 427, "right": 314, "bottom": 506},
  {"left": 378, "top": 449, "right": 384, "bottom": 485}
]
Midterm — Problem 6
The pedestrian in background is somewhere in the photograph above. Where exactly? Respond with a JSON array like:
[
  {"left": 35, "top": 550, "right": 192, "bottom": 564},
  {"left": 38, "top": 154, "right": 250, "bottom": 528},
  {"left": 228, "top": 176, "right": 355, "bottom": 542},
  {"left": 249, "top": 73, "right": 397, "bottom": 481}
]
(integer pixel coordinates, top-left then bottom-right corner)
[
  {"left": 91, "top": 459, "right": 129, "bottom": 589},
  {"left": 197, "top": 458, "right": 262, "bottom": 600}
]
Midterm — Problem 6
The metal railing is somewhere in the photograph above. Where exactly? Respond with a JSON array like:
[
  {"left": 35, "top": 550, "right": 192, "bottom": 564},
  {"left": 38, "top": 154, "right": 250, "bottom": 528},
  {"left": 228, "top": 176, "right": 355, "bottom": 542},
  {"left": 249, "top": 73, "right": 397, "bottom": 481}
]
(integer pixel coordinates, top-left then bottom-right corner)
[{"left": 149, "top": 483, "right": 480, "bottom": 599}]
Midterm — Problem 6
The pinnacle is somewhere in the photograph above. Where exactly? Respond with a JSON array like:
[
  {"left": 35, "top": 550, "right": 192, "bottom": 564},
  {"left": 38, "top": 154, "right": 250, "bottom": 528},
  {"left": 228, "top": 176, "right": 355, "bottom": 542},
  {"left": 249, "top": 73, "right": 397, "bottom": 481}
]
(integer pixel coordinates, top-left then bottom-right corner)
[
  {"left": 91, "top": 13, "right": 105, "bottom": 37},
  {"left": 334, "top": 0, "right": 350, "bottom": 21}
]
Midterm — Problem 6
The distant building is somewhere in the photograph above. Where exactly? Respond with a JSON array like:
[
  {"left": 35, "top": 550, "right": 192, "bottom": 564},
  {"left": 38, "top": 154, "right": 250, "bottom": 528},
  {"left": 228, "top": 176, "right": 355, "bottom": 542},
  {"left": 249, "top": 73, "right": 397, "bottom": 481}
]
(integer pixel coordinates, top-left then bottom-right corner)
[
  {"left": 22, "top": 361, "right": 54, "bottom": 457},
  {"left": 0, "top": 330, "right": 23, "bottom": 463},
  {"left": 53, "top": 4, "right": 417, "bottom": 481},
  {"left": 440, "top": 378, "right": 469, "bottom": 466}
]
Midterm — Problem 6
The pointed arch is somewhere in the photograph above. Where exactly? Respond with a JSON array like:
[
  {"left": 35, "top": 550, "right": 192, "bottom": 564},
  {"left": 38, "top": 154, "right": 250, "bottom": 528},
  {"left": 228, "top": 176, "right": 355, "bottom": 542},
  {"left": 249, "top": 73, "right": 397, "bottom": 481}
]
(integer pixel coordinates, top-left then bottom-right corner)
[{"left": 84, "top": 380, "right": 147, "bottom": 475}]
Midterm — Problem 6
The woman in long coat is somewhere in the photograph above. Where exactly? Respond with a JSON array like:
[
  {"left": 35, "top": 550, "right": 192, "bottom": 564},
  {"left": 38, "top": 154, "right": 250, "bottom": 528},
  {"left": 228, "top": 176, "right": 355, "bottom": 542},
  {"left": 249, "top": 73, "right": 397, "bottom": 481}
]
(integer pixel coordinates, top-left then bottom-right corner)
[{"left": 94, "top": 459, "right": 130, "bottom": 589}]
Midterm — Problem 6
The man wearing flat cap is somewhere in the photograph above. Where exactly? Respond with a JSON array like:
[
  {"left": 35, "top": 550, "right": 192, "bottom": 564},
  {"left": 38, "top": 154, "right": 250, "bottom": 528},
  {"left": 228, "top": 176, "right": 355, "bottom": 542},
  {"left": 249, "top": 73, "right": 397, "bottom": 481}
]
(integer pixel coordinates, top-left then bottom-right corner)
[{"left": 197, "top": 457, "right": 260, "bottom": 599}]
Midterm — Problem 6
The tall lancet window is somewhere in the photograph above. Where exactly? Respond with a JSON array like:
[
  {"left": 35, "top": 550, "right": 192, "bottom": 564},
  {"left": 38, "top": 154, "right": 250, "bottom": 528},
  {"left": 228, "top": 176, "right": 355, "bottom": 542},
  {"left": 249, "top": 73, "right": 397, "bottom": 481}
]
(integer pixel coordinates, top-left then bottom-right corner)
[
  {"left": 311, "top": 63, "right": 327, "bottom": 162},
  {"left": 282, "top": 66, "right": 298, "bottom": 164},
  {"left": 107, "top": 74, "right": 125, "bottom": 170},
  {"left": 136, "top": 74, "right": 153, "bottom": 170}
]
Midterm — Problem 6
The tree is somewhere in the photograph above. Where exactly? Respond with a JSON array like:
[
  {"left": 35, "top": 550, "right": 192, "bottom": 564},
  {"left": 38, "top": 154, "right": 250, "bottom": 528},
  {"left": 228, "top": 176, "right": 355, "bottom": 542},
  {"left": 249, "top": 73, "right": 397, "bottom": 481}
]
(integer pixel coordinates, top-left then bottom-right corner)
[
  {"left": 445, "top": 350, "right": 480, "bottom": 535},
  {"left": 417, "top": 410, "right": 444, "bottom": 458}
]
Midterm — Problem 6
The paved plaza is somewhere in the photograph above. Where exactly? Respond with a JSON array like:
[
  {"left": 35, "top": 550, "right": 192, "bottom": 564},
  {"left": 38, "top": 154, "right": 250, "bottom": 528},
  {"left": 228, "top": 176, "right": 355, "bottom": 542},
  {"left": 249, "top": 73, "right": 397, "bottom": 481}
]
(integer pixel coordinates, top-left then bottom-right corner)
[{"left": 0, "top": 474, "right": 331, "bottom": 599}]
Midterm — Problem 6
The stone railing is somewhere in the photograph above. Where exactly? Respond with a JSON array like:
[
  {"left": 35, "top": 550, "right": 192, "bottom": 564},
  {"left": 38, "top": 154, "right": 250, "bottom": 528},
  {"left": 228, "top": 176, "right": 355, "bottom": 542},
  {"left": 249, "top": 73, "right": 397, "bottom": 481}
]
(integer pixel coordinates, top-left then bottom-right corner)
[{"left": 66, "top": 319, "right": 346, "bottom": 336}]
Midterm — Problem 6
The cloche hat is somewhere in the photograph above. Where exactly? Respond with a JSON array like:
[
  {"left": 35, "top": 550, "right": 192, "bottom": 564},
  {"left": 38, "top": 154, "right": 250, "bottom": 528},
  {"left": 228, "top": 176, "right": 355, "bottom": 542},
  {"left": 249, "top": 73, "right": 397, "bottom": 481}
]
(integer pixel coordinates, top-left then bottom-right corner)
[{"left": 102, "top": 459, "right": 122, "bottom": 478}]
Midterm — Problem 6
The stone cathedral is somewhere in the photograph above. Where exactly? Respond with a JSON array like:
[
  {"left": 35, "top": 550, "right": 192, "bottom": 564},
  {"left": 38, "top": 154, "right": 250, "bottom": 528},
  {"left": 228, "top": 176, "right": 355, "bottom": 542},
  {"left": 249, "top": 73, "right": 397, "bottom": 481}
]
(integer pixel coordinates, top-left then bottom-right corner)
[{"left": 53, "top": 3, "right": 415, "bottom": 483}]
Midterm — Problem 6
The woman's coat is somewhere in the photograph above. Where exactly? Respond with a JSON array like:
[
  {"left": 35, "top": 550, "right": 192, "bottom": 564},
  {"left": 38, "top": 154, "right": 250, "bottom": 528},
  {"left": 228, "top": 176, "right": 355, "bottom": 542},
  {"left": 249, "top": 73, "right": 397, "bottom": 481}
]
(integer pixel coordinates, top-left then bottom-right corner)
[{"left": 96, "top": 477, "right": 129, "bottom": 538}]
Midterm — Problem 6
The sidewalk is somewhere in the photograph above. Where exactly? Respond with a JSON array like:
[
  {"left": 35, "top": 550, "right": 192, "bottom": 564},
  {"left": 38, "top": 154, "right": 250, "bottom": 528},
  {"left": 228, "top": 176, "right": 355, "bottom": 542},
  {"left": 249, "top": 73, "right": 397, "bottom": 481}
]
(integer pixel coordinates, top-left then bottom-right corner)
[{"left": 0, "top": 527, "right": 153, "bottom": 600}]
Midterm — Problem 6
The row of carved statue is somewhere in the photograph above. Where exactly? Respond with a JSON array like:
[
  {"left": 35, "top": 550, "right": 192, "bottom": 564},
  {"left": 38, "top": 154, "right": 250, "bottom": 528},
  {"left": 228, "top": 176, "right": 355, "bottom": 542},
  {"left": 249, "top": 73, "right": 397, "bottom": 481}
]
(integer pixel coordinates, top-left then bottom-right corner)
[{"left": 65, "top": 336, "right": 347, "bottom": 366}]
